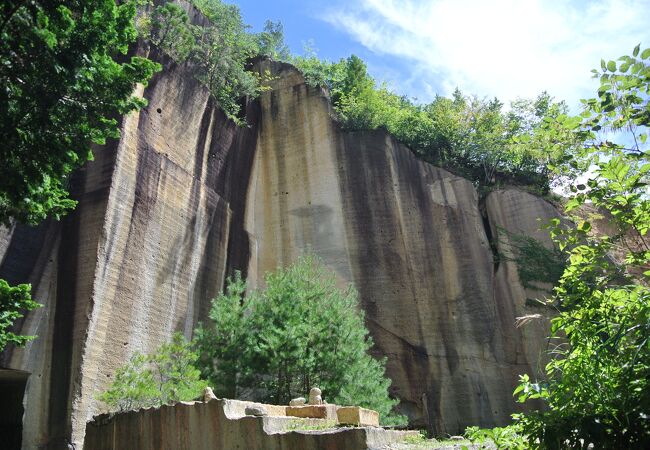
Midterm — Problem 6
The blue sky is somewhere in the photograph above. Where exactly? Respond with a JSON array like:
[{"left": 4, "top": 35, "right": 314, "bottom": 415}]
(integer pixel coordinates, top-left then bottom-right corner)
[{"left": 235, "top": 0, "right": 650, "bottom": 110}]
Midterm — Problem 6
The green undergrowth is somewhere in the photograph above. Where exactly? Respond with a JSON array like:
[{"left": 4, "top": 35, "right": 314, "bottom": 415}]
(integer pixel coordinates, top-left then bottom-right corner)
[{"left": 400, "top": 430, "right": 481, "bottom": 449}]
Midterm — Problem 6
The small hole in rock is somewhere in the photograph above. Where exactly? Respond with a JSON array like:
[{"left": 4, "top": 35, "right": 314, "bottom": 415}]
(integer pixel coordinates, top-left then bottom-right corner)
[{"left": 156, "top": 108, "right": 162, "bottom": 114}]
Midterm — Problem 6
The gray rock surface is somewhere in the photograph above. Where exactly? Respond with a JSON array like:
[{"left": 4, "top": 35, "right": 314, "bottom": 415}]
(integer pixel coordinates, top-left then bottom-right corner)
[{"left": 245, "top": 406, "right": 268, "bottom": 417}]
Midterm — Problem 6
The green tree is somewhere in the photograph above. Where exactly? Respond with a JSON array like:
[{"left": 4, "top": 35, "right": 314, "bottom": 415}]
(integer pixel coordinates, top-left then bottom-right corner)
[
  {"left": 194, "top": 256, "right": 406, "bottom": 425},
  {"left": 256, "top": 20, "right": 290, "bottom": 61},
  {"left": 99, "top": 332, "right": 208, "bottom": 412},
  {"left": 0, "top": 0, "right": 159, "bottom": 350},
  {"left": 190, "top": 0, "right": 260, "bottom": 122},
  {"left": 148, "top": 2, "right": 195, "bottom": 61},
  {"left": 292, "top": 50, "right": 570, "bottom": 192},
  {"left": 514, "top": 45, "right": 650, "bottom": 449},
  {"left": 0, "top": 0, "right": 159, "bottom": 225}
]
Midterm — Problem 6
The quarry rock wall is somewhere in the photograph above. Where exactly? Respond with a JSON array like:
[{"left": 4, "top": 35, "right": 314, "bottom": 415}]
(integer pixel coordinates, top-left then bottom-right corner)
[{"left": 0, "top": 52, "right": 560, "bottom": 448}]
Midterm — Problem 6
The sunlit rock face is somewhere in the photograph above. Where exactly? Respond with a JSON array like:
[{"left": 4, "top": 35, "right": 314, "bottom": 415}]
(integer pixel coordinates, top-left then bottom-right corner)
[
  {"left": 0, "top": 54, "right": 561, "bottom": 447},
  {"left": 247, "top": 61, "right": 560, "bottom": 433}
]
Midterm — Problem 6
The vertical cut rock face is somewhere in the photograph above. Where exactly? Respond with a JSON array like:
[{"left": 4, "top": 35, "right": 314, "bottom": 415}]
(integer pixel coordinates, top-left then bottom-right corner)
[
  {"left": 0, "top": 56, "right": 561, "bottom": 448},
  {"left": 247, "top": 61, "right": 559, "bottom": 433},
  {"left": 0, "top": 48, "right": 258, "bottom": 448}
]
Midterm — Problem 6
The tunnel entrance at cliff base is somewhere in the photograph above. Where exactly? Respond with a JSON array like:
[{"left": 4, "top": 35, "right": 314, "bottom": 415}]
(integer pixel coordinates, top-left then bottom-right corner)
[{"left": 0, "top": 368, "right": 29, "bottom": 450}]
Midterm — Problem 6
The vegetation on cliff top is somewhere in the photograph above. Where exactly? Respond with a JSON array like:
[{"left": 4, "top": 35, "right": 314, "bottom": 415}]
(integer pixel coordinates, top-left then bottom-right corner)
[
  {"left": 291, "top": 52, "right": 580, "bottom": 193},
  {"left": 139, "top": 0, "right": 575, "bottom": 194},
  {"left": 134, "top": 0, "right": 288, "bottom": 122}
]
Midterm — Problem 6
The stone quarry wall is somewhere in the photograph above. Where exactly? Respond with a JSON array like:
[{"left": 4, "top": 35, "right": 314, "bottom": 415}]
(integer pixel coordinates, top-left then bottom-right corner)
[
  {"left": 0, "top": 50, "right": 561, "bottom": 448},
  {"left": 246, "top": 61, "right": 557, "bottom": 434}
]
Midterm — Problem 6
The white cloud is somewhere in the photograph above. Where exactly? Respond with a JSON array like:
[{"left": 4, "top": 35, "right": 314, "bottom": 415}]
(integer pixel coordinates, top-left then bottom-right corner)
[{"left": 323, "top": 0, "right": 650, "bottom": 107}]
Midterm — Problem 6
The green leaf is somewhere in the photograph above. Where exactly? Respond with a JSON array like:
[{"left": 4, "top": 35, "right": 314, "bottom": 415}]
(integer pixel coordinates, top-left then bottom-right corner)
[
  {"left": 641, "top": 48, "right": 650, "bottom": 59},
  {"left": 607, "top": 60, "right": 616, "bottom": 72},
  {"left": 633, "top": 43, "right": 640, "bottom": 57}
]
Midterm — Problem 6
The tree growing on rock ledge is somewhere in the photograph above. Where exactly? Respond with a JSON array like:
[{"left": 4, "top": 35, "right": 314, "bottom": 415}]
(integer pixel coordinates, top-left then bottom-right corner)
[{"left": 194, "top": 255, "right": 407, "bottom": 425}]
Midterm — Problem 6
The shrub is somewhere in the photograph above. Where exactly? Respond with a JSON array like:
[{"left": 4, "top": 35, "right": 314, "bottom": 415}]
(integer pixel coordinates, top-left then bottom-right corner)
[
  {"left": 0, "top": 281, "right": 40, "bottom": 351},
  {"left": 99, "top": 332, "right": 207, "bottom": 412}
]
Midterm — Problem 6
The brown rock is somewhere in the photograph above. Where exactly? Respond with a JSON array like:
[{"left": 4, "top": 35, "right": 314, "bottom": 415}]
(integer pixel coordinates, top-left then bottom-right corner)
[
  {"left": 337, "top": 406, "right": 380, "bottom": 427},
  {"left": 286, "top": 405, "right": 338, "bottom": 420},
  {"left": 84, "top": 399, "right": 417, "bottom": 450}
]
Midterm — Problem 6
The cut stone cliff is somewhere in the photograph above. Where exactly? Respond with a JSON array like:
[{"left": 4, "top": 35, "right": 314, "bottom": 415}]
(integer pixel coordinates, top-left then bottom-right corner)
[{"left": 0, "top": 50, "right": 560, "bottom": 448}]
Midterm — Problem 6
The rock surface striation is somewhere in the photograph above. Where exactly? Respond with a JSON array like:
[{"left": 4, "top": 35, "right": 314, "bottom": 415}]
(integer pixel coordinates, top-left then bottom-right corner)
[{"left": 0, "top": 50, "right": 560, "bottom": 447}]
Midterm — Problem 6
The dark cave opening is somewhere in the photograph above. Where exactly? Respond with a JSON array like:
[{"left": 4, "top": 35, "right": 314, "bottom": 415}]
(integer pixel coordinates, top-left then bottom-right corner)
[{"left": 0, "top": 368, "right": 29, "bottom": 450}]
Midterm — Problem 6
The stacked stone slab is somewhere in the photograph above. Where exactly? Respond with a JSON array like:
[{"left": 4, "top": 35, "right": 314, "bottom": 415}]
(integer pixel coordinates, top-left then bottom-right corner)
[{"left": 337, "top": 407, "right": 380, "bottom": 427}]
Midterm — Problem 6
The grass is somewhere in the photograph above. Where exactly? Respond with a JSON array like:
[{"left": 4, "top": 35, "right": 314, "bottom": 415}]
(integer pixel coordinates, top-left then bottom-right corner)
[
  {"left": 401, "top": 431, "right": 478, "bottom": 449},
  {"left": 286, "top": 419, "right": 338, "bottom": 431}
]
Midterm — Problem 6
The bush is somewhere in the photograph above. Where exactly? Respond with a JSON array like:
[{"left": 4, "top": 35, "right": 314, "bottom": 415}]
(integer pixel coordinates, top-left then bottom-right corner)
[
  {"left": 0, "top": 280, "right": 40, "bottom": 351},
  {"left": 514, "top": 45, "right": 650, "bottom": 449},
  {"left": 99, "top": 332, "right": 207, "bottom": 412},
  {"left": 194, "top": 255, "right": 406, "bottom": 425},
  {"left": 464, "top": 425, "right": 528, "bottom": 449}
]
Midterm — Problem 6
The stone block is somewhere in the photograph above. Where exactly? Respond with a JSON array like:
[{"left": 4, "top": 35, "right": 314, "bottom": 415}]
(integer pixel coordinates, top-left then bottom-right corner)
[
  {"left": 285, "top": 404, "right": 338, "bottom": 420},
  {"left": 336, "top": 406, "right": 379, "bottom": 427}
]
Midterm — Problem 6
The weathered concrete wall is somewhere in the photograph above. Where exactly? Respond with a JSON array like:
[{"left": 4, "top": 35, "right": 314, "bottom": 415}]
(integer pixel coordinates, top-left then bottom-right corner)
[{"left": 0, "top": 53, "right": 562, "bottom": 447}]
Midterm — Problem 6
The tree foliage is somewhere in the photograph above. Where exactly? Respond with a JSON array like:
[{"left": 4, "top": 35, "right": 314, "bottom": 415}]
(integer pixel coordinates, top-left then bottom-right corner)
[
  {"left": 0, "top": 280, "right": 40, "bottom": 351},
  {"left": 0, "top": 0, "right": 159, "bottom": 225},
  {"left": 514, "top": 45, "right": 650, "bottom": 449},
  {"left": 136, "top": 1, "right": 288, "bottom": 123},
  {"left": 194, "top": 256, "right": 406, "bottom": 425},
  {"left": 189, "top": 0, "right": 261, "bottom": 121},
  {"left": 99, "top": 332, "right": 207, "bottom": 412},
  {"left": 256, "top": 20, "right": 290, "bottom": 61},
  {"left": 146, "top": 2, "right": 195, "bottom": 61}
]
